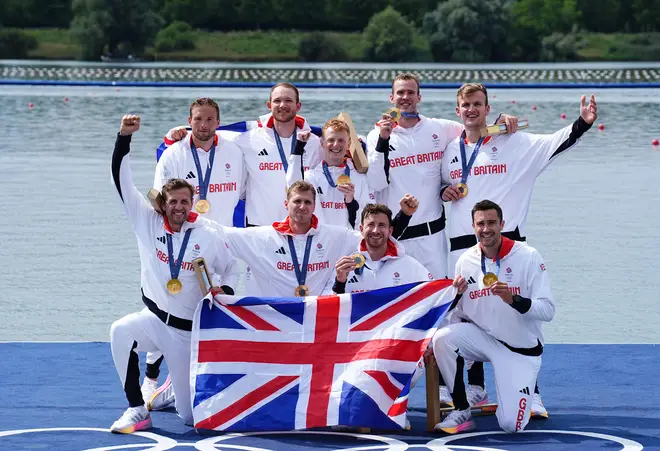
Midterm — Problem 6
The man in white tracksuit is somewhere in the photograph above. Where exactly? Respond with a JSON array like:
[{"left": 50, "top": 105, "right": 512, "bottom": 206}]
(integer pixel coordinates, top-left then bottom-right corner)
[
  {"left": 109, "top": 115, "right": 238, "bottom": 434},
  {"left": 325, "top": 203, "right": 431, "bottom": 294},
  {"left": 146, "top": 98, "right": 246, "bottom": 410},
  {"left": 366, "top": 73, "right": 518, "bottom": 279},
  {"left": 232, "top": 83, "right": 323, "bottom": 227},
  {"left": 217, "top": 180, "right": 361, "bottom": 297},
  {"left": 154, "top": 98, "right": 246, "bottom": 226},
  {"left": 440, "top": 83, "right": 598, "bottom": 417},
  {"left": 431, "top": 199, "right": 554, "bottom": 435},
  {"left": 286, "top": 118, "right": 372, "bottom": 230}
]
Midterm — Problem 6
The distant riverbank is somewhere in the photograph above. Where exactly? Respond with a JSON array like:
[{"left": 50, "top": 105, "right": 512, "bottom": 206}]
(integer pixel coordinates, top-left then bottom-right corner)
[{"left": 18, "top": 28, "right": 660, "bottom": 63}]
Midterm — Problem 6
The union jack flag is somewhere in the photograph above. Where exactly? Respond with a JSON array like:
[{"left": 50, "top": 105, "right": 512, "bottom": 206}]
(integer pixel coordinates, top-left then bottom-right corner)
[{"left": 190, "top": 279, "right": 456, "bottom": 431}]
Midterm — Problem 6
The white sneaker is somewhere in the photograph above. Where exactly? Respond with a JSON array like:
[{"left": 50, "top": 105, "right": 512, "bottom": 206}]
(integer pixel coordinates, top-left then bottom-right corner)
[
  {"left": 439, "top": 385, "right": 454, "bottom": 407},
  {"left": 531, "top": 392, "right": 549, "bottom": 419},
  {"left": 467, "top": 384, "right": 488, "bottom": 407},
  {"left": 110, "top": 406, "right": 152, "bottom": 434},
  {"left": 148, "top": 374, "right": 175, "bottom": 411},
  {"left": 434, "top": 408, "right": 475, "bottom": 434},
  {"left": 141, "top": 378, "right": 158, "bottom": 407}
]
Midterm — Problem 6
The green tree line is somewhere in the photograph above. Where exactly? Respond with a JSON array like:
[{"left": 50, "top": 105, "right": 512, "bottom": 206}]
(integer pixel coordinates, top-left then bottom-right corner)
[{"left": 1, "top": 0, "right": 659, "bottom": 61}]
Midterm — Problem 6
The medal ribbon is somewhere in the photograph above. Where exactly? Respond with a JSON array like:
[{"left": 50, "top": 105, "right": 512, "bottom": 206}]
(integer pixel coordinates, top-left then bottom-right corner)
[
  {"left": 273, "top": 127, "right": 297, "bottom": 173},
  {"left": 287, "top": 235, "right": 314, "bottom": 287},
  {"left": 166, "top": 229, "right": 193, "bottom": 282},
  {"left": 321, "top": 161, "right": 350, "bottom": 188},
  {"left": 480, "top": 247, "right": 501, "bottom": 278},
  {"left": 401, "top": 111, "right": 419, "bottom": 119},
  {"left": 190, "top": 140, "right": 216, "bottom": 201},
  {"left": 459, "top": 131, "right": 485, "bottom": 185}
]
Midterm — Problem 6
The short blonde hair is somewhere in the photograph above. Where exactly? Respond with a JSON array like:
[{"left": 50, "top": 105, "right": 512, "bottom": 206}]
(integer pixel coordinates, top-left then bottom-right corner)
[{"left": 456, "top": 83, "right": 488, "bottom": 106}]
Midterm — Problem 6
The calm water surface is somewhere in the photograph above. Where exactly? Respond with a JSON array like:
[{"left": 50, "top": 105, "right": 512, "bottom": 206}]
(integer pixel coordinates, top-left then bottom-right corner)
[{"left": 1, "top": 86, "right": 659, "bottom": 343}]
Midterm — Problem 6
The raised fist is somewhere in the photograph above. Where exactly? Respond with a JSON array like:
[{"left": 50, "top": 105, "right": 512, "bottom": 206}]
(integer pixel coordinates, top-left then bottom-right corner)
[
  {"left": 297, "top": 130, "right": 311, "bottom": 143},
  {"left": 120, "top": 115, "right": 141, "bottom": 136}
]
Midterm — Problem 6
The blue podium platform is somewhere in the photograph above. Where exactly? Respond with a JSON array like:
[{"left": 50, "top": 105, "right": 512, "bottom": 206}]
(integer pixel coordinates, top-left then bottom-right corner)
[{"left": 0, "top": 342, "right": 657, "bottom": 450}]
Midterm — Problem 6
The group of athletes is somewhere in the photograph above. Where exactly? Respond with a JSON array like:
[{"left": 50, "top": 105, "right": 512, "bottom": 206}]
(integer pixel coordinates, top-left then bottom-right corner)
[{"left": 109, "top": 73, "right": 598, "bottom": 435}]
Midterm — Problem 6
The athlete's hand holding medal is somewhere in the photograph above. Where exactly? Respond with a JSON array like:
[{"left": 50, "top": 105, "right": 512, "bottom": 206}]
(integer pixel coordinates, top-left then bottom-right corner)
[
  {"left": 489, "top": 281, "right": 515, "bottom": 304},
  {"left": 334, "top": 253, "right": 366, "bottom": 283},
  {"left": 337, "top": 181, "right": 355, "bottom": 203},
  {"left": 379, "top": 110, "right": 396, "bottom": 139}
]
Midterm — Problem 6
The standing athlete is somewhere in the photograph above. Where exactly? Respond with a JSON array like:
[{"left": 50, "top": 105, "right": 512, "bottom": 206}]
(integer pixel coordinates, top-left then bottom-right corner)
[
  {"left": 431, "top": 200, "right": 554, "bottom": 434},
  {"left": 440, "top": 83, "right": 598, "bottom": 416},
  {"left": 109, "top": 115, "right": 238, "bottom": 433},
  {"left": 144, "top": 98, "right": 246, "bottom": 410},
  {"left": 286, "top": 118, "right": 372, "bottom": 229},
  {"left": 366, "top": 73, "right": 518, "bottom": 279}
]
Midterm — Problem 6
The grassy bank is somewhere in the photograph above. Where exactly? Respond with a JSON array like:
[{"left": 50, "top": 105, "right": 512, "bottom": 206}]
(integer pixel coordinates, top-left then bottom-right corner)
[{"left": 21, "top": 28, "right": 660, "bottom": 62}]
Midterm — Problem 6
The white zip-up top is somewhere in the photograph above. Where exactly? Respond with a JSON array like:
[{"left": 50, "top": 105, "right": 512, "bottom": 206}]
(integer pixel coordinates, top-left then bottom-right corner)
[
  {"left": 286, "top": 157, "right": 373, "bottom": 230},
  {"left": 366, "top": 115, "right": 463, "bottom": 233},
  {"left": 232, "top": 113, "right": 323, "bottom": 225},
  {"left": 218, "top": 215, "right": 361, "bottom": 297},
  {"left": 454, "top": 237, "right": 554, "bottom": 349},
  {"left": 112, "top": 134, "right": 239, "bottom": 321},
  {"left": 324, "top": 237, "right": 432, "bottom": 294},
  {"left": 443, "top": 117, "right": 593, "bottom": 244},
  {"left": 154, "top": 134, "right": 246, "bottom": 226}
]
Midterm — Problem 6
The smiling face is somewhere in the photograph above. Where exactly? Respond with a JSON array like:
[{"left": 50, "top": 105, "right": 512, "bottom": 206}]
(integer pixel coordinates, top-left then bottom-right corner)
[
  {"left": 390, "top": 79, "right": 421, "bottom": 114},
  {"left": 472, "top": 209, "right": 504, "bottom": 249},
  {"left": 360, "top": 213, "right": 393, "bottom": 250},
  {"left": 322, "top": 126, "right": 350, "bottom": 166},
  {"left": 188, "top": 104, "right": 220, "bottom": 142},
  {"left": 163, "top": 187, "right": 193, "bottom": 229},
  {"left": 456, "top": 91, "right": 490, "bottom": 130},
  {"left": 267, "top": 85, "right": 301, "bottom": 123}
]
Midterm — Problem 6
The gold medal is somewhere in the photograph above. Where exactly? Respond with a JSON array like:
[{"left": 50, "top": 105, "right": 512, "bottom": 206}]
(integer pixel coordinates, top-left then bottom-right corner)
[
  {"left": 167, "top": 278, "right": 183, "bottom": 295},
  {"left": 195, "top": 199, "right": 210, "bottom": 214},
  {"left": 351, "top": 253, "right": 366, "bottom": 269},
  {"left": 385, "top": 107, "right": 401, "bottom": 122},
  {"left": 336, "top": 174, "right": 351, "bottom": 186},
  {"left": 294, "top": 285, "right": 309, "bottom": 297},
  {"left": 483, "top": 273, "right": 498, "bottom": 286},
  {"left": 456, "top": 183, "right": 468, "bottom": 198}
]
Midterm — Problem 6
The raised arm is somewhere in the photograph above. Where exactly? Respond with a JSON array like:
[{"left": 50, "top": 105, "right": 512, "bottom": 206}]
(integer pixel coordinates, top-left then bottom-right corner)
[{"left": 112, "top": 115, "right": 157, "bottom": 231}]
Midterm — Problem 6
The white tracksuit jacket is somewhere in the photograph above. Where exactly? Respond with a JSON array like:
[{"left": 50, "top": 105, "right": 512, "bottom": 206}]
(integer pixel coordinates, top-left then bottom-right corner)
[
  {"left": 217, "top": 215, "right": 361, "bottom": 297},
  {"left": 324, "top": 237, "right": 432, "bottom": 294},
  {"left": 286, "top": 157, "right": 373, "bottom": 230},
  {"left": 154, "top": 134, "right": 246, "bottom": 226},
  {"left": 443, "top": 117, "right": 594, "bottom": 255},
  {"left": 453, "top": 237, "right": 555, "bottom": 349},
  {"left": 112, "top": 134, "right": 239, "bottom": 321},
  {"left": 366, "top": 115, "right": 463, "bottom": 229},
  {"left": 232, "top": 113, "right": 323, "bottom": 226}
]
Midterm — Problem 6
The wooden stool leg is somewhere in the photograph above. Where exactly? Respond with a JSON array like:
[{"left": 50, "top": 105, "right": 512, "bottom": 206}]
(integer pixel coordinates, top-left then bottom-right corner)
[{"left": 425, "top": 356, "right": 441, "bottom": 432}]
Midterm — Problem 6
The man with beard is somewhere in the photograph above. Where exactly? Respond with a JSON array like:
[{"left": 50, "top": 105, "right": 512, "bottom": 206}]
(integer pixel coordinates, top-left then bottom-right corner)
[
  {"left": 153, "top": 98, "right": 245, "bottom": 226},
  {"left": 430, "top": 200, "right": 554, "bottom": 435},
  {"left": 144, "top": 98, "right": 245, "bottom": 410},
  {"left": 366, "top": 73, "right": 518, "bottom": 280},
  {"left": 327, "top": 203, "right": 431, "bottom": 295},
  {"left": 109, "top": 114, "right": 238, "bottom": 433},
  {"left": 286, "top": 118, "right": 372, "bottom": 230}
]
